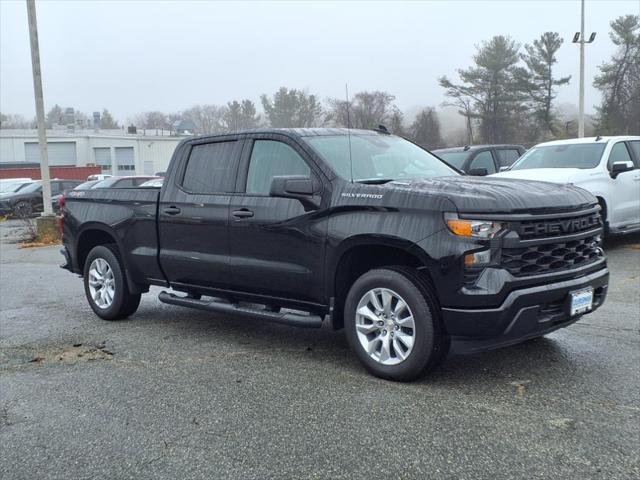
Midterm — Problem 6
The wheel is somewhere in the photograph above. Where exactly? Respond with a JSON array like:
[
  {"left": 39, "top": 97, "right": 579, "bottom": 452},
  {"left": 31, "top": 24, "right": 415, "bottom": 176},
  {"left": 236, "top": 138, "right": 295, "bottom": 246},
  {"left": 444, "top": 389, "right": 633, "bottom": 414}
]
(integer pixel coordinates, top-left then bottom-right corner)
[
  {"left": 13, "top": 201, "right": 33, "bottom": 218},
  {"left": 83, "top": 245, "right": 141, "bottom": 320},
  {"left": 344, "top": 267, "right": 449, "bottom": 381}
]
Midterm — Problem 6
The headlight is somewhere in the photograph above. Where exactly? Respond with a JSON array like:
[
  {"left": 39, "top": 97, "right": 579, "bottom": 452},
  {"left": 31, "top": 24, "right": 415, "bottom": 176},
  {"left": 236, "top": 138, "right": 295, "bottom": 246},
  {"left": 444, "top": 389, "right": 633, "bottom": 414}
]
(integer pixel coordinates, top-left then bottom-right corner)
[{"left": 444, "top": 213, "right": 504, "bottom": 239}]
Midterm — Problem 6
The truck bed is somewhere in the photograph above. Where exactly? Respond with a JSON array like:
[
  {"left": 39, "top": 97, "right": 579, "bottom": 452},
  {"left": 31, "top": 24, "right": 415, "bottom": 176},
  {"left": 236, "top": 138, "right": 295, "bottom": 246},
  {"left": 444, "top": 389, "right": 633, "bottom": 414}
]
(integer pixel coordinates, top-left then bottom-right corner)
[{"left": 64, "top": 187, "right": 165, "bottom": 286}]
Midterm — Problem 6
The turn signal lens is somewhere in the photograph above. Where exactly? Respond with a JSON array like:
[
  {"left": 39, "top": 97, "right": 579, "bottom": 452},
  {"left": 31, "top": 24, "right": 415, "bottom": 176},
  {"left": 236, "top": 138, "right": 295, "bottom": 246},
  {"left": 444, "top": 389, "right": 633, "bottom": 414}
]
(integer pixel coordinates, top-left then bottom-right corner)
[
  {"left": 447, "top": 219, "right": 473, "bottom": 237},
  {"left": 444, "top": 213, "right": 504, "bottom": 239}
]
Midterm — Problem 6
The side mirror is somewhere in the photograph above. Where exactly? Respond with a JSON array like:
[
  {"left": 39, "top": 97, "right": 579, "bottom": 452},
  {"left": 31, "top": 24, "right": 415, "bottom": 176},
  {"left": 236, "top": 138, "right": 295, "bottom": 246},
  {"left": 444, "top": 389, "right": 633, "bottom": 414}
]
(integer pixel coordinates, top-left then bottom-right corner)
[
  {"left": 610, "top": 161, "right": 634, "bottom": 179},
  {"left": 499, "top": 166, "right": 510, "bottom": 172},
  {"left": 270, "top": 175, "right": 320, "bottom": 210},
  {"left": 468, "top": 168, "right": 488, "bottom": 176}
]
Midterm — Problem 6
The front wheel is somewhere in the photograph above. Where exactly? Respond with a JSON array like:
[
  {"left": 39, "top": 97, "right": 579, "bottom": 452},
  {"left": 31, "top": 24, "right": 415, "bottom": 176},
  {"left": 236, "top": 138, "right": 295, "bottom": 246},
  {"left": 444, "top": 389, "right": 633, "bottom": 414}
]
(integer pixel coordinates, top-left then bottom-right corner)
[
  {"left": 83, "top": 245, "right": 141, "bottom": 320},
  {"left": 344, "top": 267, "right": 449, "bottom": 381},
  {"left": 13, "top": 201, "right": 33, "bottom": 218}
]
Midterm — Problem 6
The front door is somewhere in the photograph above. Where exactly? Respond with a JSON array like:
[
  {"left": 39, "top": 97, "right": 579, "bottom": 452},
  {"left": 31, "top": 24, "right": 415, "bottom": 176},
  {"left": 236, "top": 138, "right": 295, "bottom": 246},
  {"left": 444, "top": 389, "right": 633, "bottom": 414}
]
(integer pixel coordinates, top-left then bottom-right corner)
[
  {"left": 228, "top": 137, "right": 328, "bottom": 304},
  {"left": 158, "top": 138, "right": 243, "bottom": 289},
  {"left": 606, "top": 141, "right": 640, "bottom": 227}
]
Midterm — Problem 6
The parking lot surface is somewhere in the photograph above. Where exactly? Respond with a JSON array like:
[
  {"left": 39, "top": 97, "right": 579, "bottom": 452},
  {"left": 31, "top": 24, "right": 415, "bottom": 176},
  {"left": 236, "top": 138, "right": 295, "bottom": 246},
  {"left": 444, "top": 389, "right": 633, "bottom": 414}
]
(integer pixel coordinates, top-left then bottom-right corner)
[{"left": 0, "top": 220, "right": 639, "bottom": 479}]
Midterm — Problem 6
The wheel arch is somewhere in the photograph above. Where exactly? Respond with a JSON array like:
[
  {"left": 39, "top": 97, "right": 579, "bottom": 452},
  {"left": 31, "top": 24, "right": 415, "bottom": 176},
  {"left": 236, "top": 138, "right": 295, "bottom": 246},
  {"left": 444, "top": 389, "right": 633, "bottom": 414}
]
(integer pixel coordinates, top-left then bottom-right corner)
[
  {"left": 328, "top": 235, "right": 435, "bottom": 330},
  {"left": 75, "top": 223, "right": 147, "bottom": 294}
]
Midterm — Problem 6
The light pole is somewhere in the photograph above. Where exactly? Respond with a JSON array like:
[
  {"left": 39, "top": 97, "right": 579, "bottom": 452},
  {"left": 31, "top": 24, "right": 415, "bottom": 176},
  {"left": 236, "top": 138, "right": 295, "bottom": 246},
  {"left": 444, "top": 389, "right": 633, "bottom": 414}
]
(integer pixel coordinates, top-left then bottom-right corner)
[
  {"left": 572, "top": 0, "right": 596, "bottom": 138},
  {"left": 26, "top": 0, "right": 53, "bottom": 216}
]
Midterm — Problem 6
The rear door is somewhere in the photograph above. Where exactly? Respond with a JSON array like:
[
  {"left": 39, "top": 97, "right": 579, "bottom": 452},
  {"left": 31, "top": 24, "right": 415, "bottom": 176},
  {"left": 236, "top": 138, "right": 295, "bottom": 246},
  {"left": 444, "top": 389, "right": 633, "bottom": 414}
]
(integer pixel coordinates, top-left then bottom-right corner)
[
  {"left": 158, "top": 137, "right": 243, "bottom": 289},
  {"left": 227, "top": 136, "right": 328, "bottom": 304},
  {"left": 494, "top": 148, "right": 522, "bottom": 169}
]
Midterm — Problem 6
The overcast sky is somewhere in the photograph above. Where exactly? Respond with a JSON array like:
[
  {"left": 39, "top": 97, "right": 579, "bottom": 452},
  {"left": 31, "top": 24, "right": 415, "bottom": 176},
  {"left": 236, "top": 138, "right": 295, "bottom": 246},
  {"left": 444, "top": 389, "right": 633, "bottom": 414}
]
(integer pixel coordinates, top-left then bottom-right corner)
[{"left": 1, "top": 0, "right": 639, "bottom": 123}]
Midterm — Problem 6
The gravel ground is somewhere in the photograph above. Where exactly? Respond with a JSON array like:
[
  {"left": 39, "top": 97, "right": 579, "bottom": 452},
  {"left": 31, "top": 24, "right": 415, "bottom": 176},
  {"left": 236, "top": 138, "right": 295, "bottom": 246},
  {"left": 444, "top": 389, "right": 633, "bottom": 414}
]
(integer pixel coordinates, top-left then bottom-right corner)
[{"left": 0, "top": 219, "right": 638, "bottom": 479}]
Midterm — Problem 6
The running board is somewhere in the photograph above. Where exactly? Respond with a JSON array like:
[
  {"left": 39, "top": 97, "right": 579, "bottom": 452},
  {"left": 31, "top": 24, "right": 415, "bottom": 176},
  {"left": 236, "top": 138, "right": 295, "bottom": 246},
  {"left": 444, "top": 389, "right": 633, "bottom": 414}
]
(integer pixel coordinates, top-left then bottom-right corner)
[{"left": 158, "top": 291, "right": 323, "bottom": 328}]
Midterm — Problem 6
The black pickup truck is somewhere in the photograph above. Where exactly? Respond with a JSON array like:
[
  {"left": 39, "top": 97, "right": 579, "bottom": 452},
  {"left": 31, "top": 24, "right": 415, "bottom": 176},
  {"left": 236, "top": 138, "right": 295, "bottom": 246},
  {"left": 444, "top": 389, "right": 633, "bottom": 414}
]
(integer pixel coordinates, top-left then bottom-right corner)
[{"left": 61, "top": 128, "right": 609, "bottom": 381}]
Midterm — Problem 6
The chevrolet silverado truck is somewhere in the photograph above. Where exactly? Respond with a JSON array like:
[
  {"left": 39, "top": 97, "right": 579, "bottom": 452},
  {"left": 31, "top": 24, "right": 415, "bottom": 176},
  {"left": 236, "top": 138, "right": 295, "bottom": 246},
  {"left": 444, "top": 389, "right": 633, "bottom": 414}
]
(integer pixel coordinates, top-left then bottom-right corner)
[{"left": 61, "top": 128, "right": 609, "bottom": 381}]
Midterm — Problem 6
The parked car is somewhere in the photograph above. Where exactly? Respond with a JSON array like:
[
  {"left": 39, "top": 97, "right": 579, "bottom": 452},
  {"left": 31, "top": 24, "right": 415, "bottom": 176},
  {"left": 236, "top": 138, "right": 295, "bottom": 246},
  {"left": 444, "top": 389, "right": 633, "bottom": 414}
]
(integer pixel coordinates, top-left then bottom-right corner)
[
  {"left": 52, "top": 180, "right": 102, "bottom": 213},
  {"left": 62, "top": 128, "right": 608, "bottom": 381},
  {"left": 92, "top": 176, "right": 159, "bottom": 189},
  {"left": 87, "top": 174, "right": 112, "bottom": 181},
  {"left": 0, "top": 179, "right": 35, "bottom": 196},
  {"left": 0, "top": 179, "right": 83, "bottom": 217},
  {"left": 140, "top": 178, "right": 164, "bottom": 188},
  {"left": 492, "top": 136, "right": 640, "bottom": 235},
  {"left": 433, "top": 144, "right": 526, "bottom": 175}
]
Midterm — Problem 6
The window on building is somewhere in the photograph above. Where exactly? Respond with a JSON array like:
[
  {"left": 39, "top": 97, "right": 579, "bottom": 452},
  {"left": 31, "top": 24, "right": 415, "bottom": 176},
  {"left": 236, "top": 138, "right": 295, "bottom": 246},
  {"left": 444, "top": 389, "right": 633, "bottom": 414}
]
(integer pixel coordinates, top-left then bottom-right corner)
[
  {"left": 115, "top": 147, "right": 135, "bottom": 172},
  {"left": 181, "top": 141, "right": 238, "bottom": 193},
  {"left": 246, "top": 140, "right": 310, "bottom": 194}
]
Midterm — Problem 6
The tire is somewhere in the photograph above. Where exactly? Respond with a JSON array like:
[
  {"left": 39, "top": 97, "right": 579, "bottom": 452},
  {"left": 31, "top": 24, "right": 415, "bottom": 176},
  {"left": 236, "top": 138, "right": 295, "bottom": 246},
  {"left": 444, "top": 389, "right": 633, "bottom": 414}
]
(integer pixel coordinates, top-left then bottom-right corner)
[
  {"left": 83, "top": 245, "right": 141, "bottom": 320},
  {"left": 13, "top": 201, "right": 33, "bottom": 218},
  {"left": 344, "top": 266, "right": 449, "bottom": 382}
]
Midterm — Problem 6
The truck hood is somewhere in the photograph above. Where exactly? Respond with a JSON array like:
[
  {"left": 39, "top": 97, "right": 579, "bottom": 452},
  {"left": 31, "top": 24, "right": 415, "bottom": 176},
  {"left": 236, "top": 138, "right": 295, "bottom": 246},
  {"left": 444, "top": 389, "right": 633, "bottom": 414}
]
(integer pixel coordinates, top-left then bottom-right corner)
[
  {"left": 490, "top": 168, "right": 590, "bottom": 184},
  {"left": 386, "top": 176, "right": 596, "bottom": 213}
]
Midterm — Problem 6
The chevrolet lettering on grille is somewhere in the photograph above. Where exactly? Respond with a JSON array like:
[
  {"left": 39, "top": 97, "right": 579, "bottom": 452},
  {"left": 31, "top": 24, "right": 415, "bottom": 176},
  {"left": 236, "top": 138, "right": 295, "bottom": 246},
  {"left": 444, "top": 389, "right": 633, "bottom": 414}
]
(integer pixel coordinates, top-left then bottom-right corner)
[{"left": 519, "top": 215, "right": 601, "bottom": 236}]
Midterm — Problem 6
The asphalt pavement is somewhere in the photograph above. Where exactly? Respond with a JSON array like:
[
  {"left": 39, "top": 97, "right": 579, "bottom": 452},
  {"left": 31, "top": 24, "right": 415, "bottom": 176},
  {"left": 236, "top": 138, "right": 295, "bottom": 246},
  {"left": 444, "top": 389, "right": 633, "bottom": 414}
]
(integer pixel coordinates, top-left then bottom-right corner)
[{"left": 0, "top": 220, "right": 638, "bottom": 479}]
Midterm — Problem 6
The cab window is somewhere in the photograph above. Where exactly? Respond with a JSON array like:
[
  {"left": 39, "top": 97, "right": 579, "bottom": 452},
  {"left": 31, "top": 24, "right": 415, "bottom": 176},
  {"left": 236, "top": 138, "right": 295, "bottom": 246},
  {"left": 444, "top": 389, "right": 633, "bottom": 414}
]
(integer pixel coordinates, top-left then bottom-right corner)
[
  {"left": 246, "top": 140, "right": 311, "bottom": 195},
  {"left": 469, "top": 151, "right": 497, "bottom": 174},
  {"left": 608, "top": 142, "right": 633, "bottom": 170}
]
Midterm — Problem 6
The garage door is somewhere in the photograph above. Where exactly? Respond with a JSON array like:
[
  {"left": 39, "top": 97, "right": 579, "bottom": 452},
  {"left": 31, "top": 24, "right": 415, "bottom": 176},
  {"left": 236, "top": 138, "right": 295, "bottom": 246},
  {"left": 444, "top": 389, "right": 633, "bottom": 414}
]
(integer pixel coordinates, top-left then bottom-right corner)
[
  {"left": 25, "top": 142, "right": 77, "bottom": 166},
  {"left": 115, "top": 147, "right": 135, "bottom": 172},
  {"left": 94, "top": 147, "right": 112, "bottom": 172}
]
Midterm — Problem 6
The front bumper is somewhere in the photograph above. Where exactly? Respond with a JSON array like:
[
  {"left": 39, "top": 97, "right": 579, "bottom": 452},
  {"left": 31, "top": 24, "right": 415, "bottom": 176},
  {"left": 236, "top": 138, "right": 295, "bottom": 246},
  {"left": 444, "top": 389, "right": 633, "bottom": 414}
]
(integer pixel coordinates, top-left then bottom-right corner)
[{"left": 442, "top": 266, "right": 609, "bottom": 354}]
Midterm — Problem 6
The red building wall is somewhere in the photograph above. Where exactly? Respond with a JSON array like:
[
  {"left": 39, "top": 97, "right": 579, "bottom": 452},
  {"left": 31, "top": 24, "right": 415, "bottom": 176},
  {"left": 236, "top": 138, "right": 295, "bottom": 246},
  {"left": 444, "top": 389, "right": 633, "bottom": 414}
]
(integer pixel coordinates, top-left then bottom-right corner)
[{"left": 0, "top": 166, "right": 101, "bottom": 181}]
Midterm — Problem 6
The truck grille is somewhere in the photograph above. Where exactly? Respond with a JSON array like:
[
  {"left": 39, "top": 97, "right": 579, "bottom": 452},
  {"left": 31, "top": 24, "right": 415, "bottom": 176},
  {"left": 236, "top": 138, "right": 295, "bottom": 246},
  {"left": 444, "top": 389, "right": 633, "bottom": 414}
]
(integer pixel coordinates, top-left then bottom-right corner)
[{"left": 502, "top": 235, "right": 602, "bottom": 277}]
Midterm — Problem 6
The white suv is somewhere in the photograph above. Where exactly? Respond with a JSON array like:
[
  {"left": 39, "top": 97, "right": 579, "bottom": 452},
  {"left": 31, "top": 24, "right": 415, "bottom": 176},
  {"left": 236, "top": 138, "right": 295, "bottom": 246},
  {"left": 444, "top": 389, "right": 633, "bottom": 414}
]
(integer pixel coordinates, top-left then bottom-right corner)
[{"left": 492, "top": 136, "right": 640, "bottom": 235}]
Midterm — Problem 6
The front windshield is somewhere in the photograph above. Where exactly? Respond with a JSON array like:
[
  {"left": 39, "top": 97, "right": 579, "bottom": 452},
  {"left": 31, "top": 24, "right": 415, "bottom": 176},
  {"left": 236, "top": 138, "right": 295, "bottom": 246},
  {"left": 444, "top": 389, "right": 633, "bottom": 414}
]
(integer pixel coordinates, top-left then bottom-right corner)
[
  {"left": 0, "top": 182, "right": 27, "bottom": 193},
  {"left": 435, "top": 151, "right": 470, "bottom": 169},
  {"left": 305, "top": 134, "right": 457, "bottom": 182},
  {"left": 18, "top": 182, "right": 42, "bottom": 193},
  {"left": 511, "top": 143, "right": 606, "bottom": 170}
]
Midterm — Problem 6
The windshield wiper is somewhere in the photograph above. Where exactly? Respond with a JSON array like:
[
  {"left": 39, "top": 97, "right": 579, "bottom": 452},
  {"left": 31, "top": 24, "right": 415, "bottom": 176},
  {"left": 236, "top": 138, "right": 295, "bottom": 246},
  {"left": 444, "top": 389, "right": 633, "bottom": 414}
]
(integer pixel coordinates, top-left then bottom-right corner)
[{"left": 355, "top": 178, "right": 395, "bottom": 185}]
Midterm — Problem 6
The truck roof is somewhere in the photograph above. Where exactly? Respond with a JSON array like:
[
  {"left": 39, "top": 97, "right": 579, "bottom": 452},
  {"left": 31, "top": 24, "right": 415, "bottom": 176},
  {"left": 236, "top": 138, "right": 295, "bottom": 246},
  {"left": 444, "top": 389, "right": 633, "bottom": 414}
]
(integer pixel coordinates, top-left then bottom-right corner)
[
  {"left": 433, "top": 144, "right": 524, "bottom": 153},
  {"left": 534, "top": 136, "right": 640, "bottom": 147},
  {"left": 191, "top": 127, "right": 385, "bottom": 142}
]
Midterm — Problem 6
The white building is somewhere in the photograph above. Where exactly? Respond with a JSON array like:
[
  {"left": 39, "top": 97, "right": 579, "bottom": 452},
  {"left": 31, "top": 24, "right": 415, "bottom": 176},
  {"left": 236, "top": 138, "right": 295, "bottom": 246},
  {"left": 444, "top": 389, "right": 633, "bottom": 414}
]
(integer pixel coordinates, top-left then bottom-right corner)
[{"left": 0, "top": 129, "right": 183, "bottom": 175}]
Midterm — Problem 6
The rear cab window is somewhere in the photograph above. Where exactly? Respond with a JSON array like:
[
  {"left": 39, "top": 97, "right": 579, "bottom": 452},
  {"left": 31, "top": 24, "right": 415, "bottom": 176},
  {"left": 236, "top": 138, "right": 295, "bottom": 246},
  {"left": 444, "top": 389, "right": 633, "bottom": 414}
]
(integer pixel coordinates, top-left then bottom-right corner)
[
  {"left": 495, "top": 149, "right": 521, "bottom": 167},
  {"left": 469, "top": 151, "right": 497, "bottom": 174},
  {"left": 181, "top": 141, "right": 239, "bottom": 193}
]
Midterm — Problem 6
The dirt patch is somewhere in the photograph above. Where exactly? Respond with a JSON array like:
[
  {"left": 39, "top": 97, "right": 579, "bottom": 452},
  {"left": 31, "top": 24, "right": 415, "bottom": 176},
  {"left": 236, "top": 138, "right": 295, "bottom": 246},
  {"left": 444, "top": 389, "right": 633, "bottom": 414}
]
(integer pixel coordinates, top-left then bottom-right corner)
[
  {"left": 29, "top": 343, "right": 113, "bottom": 365},
  {"left": 19, "top": 238, "right": 61, "bottom": 249}
]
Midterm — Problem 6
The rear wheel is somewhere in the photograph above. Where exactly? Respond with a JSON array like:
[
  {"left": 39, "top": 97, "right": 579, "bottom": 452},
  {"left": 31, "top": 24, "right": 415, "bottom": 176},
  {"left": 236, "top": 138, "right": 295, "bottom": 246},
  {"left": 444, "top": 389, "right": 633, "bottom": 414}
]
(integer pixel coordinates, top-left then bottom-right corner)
[
  {"left": 83, "top": 245, "right": 141, "bottom": 320},
  {"left": 344, "top": 267, "right": 449, "bottom": 381}
]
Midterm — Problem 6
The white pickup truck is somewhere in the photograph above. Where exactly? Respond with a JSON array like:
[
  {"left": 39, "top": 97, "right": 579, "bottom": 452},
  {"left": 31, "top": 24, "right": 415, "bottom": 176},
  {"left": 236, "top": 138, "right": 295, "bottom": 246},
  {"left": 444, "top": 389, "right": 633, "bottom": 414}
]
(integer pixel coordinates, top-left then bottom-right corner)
[{"left": 492, "top": 136, "right": 640, "bottom": 235}]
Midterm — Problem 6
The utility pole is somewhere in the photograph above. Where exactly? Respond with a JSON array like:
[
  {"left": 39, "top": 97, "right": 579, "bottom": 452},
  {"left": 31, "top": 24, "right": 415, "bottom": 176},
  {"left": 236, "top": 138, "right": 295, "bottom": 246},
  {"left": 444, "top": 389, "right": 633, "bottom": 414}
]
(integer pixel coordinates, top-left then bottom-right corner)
[
  {"left": 572, "top": 0, "right": 596, "bottom": 138},
  {"left": 26, "top": 0, "right": 53, "bottom": 216}
]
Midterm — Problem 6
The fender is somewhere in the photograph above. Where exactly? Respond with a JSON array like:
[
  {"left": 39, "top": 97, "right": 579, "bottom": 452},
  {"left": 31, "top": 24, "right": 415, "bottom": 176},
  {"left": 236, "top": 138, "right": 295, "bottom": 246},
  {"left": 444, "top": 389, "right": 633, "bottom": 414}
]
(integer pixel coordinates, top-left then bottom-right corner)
[{"left": 74, "top": 222, "right": 148, "bottom": 294}]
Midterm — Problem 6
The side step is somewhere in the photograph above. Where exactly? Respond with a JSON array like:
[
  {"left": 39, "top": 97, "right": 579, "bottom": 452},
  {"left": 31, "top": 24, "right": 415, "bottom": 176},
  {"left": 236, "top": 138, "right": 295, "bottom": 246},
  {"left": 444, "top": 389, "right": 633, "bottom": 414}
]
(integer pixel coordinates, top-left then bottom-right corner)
[{"left": 158, "top": 291, "right": 323, "bottom": 328}]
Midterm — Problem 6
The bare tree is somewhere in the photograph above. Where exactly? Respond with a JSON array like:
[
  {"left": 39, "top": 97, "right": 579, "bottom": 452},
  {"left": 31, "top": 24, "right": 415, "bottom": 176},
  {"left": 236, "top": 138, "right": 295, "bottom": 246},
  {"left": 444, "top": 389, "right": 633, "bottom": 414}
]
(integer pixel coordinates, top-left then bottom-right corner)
[
  {"left": 182, "top": 105, "right": 226, "bottom": 134},
  {"left": 327, "top": 90, "right": 397, "bottom": 129},
  {"left": 0, "top": 113, "right": 32, "bottom": 129}
]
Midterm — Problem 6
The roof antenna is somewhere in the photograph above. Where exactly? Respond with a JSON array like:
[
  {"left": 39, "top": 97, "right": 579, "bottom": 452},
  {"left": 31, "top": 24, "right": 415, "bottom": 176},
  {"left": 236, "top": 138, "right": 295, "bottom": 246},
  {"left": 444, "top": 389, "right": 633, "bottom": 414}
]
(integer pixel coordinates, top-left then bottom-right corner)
[{"left": 345, "top": 84, "right": 354, "bottom": 183}]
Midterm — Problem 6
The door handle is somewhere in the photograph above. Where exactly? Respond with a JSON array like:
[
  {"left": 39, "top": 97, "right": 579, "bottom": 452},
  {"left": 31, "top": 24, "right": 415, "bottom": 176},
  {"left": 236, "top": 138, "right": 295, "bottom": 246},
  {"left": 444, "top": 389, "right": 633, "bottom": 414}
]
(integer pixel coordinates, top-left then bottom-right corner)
[
  {"left": 163, "top": 206, "right": 181, "bottom": 215},
  {"left": 232, "top": 209, "right": 254, "bottom": 219}
]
